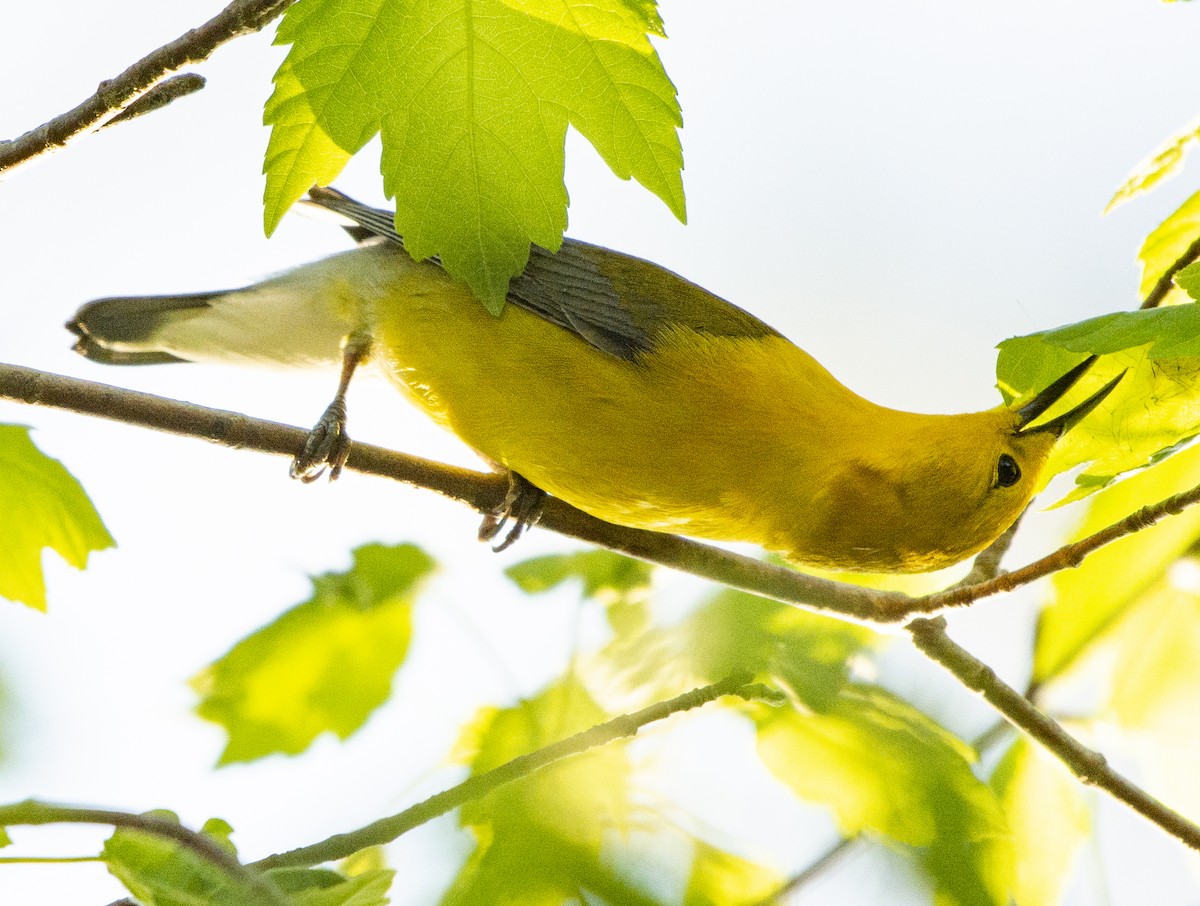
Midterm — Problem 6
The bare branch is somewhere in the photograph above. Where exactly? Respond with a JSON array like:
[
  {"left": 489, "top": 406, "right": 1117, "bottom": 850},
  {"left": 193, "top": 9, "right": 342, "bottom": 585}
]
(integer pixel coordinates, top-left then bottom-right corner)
[
  {"left": 907, "top": 617, "right": 1200, "bottom": 852},
  {"left": 0, "top": 0, "right": 293, "bottom": 177},
  {"left": 249, "top": 675, "right": 778, "bottom": 870},
  {"left": 104, "top": 74, "right": 208, "bottom": 127}
]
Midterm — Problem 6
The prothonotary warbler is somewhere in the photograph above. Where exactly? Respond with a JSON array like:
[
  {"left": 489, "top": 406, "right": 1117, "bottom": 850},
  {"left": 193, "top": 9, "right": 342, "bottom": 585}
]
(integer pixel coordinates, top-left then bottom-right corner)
[{"left": 68, "top": 187, "right": 1120, "bottom": 573}]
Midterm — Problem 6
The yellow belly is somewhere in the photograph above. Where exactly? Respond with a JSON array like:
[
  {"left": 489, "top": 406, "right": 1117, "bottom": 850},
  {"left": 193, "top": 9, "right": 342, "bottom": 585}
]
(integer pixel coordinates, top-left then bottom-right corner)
[{"left": 368, "top": 263, "right": 827, "bottom": 546}]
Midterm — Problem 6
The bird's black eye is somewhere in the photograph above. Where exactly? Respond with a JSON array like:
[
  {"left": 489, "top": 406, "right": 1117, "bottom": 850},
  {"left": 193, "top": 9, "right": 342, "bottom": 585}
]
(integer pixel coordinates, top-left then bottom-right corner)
[{"left": 995, "top": 454, "right": 1021, "bottom": 488}]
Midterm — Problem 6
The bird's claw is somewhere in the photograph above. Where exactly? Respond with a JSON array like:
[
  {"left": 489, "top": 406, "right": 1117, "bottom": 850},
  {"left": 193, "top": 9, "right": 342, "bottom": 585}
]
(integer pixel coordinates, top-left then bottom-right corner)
[
  {"left": 479, "top": 472, "right": 546, "bottom": 552},
  {"left": 291, "top": 398, "right": 351, "bottom": 483}
]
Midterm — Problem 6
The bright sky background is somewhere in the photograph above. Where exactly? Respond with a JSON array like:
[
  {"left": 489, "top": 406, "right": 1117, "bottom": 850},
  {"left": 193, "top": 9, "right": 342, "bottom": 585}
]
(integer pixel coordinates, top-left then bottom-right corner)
[{"left": 2, "top": 0, "right": 1200, "bottom": 903}]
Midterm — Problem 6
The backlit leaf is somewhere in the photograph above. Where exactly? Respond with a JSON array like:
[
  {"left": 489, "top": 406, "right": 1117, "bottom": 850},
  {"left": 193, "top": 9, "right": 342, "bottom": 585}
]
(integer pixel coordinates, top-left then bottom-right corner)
[
  {"left": 1100, "top": 576, "right": 1200, "bottom": 824},
  {"left": 1105, "top": 118, "right": 1200, "bottom": 213},
  {"left": 0, "top": 425, "right": 115, "bottom": 610},
  {"left": 506, "top": 550, "right": 652, "bottom": 638},
  {"left": 683, "top": 841, "right": 782, "bottom": 906},
  {"left": 101, "top": 812, "right": 257, "bottom": 906},
  {"left": 193, "top": 543, "right": 434, "bottom": 763},
  {"left": 445, "top": 677, "right": 657, "bottom": 906},
  {"left": 755, "top": 686, "right": 1012, "bottom": 906},
  {"left": 1033, "top": 443, "right": 1200, "bottom": 683},
  {"left": 991, "top": 738, "right": 1089, "bottom": 906},
  {"left": 265, "top": 0, "right": 684, "bottom": 309},
  {"left": 997, "top": 316, "right": 1200, "bottom": 501},
  {"left": 276, "top": 866, "right": 396, "bottom": 906},
  {"left": 1136, "top": 190, "right": 1200, "bottom": 302},
  {"left": 604, "top": 587, "right": 878, "bottom": 713},
  {"left": 1176, "top": 260, "right": 1200, "bottom": 302}
]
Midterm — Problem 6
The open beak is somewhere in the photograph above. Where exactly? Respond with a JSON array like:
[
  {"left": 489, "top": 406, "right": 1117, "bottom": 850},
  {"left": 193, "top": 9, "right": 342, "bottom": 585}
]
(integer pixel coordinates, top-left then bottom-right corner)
[{"left": 1015, "top": 355, "right": 1124, "bottom": 437}]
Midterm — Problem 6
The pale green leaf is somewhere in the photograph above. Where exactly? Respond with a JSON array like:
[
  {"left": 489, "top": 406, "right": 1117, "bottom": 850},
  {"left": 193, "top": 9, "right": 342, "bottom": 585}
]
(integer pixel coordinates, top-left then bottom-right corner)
[
  {"left": 1177, "top": 261, "right": 1200, "bottom": 302},
  {"left": 996, "top": 317, "right": 1200, "bottom": 502},
  {"left": 683, "top": 840, "right": 783, "bottom": 906},
  {"left": 506, "top": 550, "right": 652, "bottom": 638},
  {"left": 193, "top": 543, "right": 434, "bottom": 763},
  {"left": 262, "top": 51, "right": 352, "bottom": 234},
  {"left": 0, "top": 425, "right": 115, "bottom": 610},
  {"left": 1033, "top": 443, "right": 1200, "bottom": 683},
  {"left": 1106, "top": 118, "right": 1200, "bottom": 213},
  {"left": 101, "top": 811, "right": 256, "bottom": 906},
  {"left": 755, "top": 687, "right": 1012, "bottom": 906},
  {"left": 273, "top": 866, "right": 396, "bottom": 906},
  {"left": 991, "top": 738, "right": 1089, "bottom": 906},
  {"left": 604, "top": 587, "right": 878, "bottom": 713},
  {"left": 445, "top": 678, "right": 659, "bottom": 906},
  {"left": 265, "top": 0, "right": 684, "bottom": 309},
  {"left": 1136, "top": 190, "right": 1200, "bottom": 301},
  {"left": 1107, "top": 579, "right": 1200, "bottom": 728},
  {"left": 1100, "top": 576, "right": 1200, "bottom": 823}
]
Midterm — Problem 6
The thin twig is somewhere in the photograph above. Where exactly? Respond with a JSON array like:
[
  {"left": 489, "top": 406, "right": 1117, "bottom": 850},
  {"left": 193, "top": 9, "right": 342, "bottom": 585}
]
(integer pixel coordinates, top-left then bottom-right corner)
[
  {"left": 104, "top": 74, "right": 207, "bottom": 127},
  {"left": 1141, "top": 234, "right": 1200, "bottom": 309},
  {"left": 0, "top": 800, "right": 287, "bottom": 905},
  {"left": 899, "top": 487, "right": 1200, "bottom": 615},
  {"left": 951, "top": 508, "right": 1026, "bottom": 590},
  {"left": 0, "top": 0, "right": 293, "bottom": 176},
  {"left": 0, "top": 362, "right": 902, "bottom": 622},
  {"left": 906, "top": 618, "right": 1200, "bottom": 851},
  {"left": 250, "top": 675, "right": 778, "bottom": 870}
]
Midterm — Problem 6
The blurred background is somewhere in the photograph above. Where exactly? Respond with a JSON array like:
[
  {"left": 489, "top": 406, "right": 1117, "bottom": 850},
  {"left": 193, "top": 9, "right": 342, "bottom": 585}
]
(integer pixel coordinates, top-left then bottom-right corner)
[{"left": 1, "top": 0, "right": 1199, "bottom": 902}]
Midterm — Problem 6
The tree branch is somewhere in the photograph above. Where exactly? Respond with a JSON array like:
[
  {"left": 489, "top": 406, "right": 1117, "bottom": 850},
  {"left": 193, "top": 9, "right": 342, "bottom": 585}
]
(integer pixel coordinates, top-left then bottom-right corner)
[
  {"left": 250, "top": 675, "right": 779, "bottom": 871},
  {"left": 10, "top": 361, "right": 1200, "bottom": 625},
  {"left": 9, "top": 363, "right": 1200, "bottom": 857},
  {"left": 0, "top": 362, "right": 905, "bottom": 623},
  {"left": 899, "top": 487, "right": 1200, "bottom": 615},
  {"left": 0, "top": 800, "right": 287, "bottom": 905},
  {"left": 907, "top": 617, "right": 1200, "bottom": 852},
  {"left": 0, "top": 0, "right": 293, "bottom": 176}
]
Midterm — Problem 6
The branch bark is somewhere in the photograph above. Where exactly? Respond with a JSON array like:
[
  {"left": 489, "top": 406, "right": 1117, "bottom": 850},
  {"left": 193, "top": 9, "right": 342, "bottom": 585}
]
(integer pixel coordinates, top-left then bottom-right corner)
[
  {"left": 0, "top": 0, "right": 293, "bottom": 177},
  {"left": 0, "top": 362, "right": 902, "bottom": 623},
  {"left": 250, "top": 675, "right": 778, "bottom": 871},
  {"left": 907, "top": 617, "right": 1200, "bottom": 851},
  {"left": 0, "top": 800, "right": 288, "bottom": 905}
]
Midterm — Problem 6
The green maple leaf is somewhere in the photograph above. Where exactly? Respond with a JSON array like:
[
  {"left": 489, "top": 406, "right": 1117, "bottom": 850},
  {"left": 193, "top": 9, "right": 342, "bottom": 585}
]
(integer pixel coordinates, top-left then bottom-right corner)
[
  {"left": 192, "top": 543, "right": 434, "bottom": 764},
  {"left": 755, "top": 686, "right": 1013, "bottom": 906},
  {"left": 1136, "top": 190, "right": 1200, "bottom": 303},
  {"left": 264, "top": 0, "right": 685, "bottom": 310},
  {"left": 0, "top": 425, "right": 114, "bottom": 611},
  {"left": 997, "top": 308, "right": 1200, "bottom": 502}
]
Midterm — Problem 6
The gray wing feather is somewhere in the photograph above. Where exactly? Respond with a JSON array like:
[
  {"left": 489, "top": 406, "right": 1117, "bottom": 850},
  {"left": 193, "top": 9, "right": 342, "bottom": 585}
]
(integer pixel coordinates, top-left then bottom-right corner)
[{"left": 303, "top": 187, "right": 649, "bottom": 361}]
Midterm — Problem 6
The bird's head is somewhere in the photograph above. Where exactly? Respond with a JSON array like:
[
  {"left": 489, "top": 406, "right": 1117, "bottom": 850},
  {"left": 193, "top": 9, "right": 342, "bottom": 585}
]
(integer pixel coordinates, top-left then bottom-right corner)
[
  {"left": 803, "top": 356, "right": 1122, "bottom": 574},
  {"left": 906, "top": 356, "right": 1122, "bottom": 571}
]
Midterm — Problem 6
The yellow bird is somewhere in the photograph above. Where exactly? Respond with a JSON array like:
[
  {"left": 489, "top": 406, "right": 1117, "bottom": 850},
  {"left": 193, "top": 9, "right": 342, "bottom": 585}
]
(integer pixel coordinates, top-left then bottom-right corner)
[{"left": 68, "top": 188, "right": 1118, "bottom": 573}]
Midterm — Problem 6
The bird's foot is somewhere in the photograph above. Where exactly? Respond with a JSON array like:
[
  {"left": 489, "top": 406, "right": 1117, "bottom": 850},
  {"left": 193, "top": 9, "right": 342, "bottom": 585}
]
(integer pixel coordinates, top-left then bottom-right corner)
[
  {"left": 478, "top": 472, "right": 547, "bottom": 552},
  {"left": 290, "top": 397, "right": 351, "bottom": 483}
]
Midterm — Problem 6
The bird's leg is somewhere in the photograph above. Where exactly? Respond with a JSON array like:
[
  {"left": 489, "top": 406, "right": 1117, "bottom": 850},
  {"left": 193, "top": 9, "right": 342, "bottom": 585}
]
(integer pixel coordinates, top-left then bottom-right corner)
[
  {"left": 478, "top": 471, "right": 547, "bottom": 552},
  {"left": 290, "top": 334, "right": 371, "bottom": 483}
]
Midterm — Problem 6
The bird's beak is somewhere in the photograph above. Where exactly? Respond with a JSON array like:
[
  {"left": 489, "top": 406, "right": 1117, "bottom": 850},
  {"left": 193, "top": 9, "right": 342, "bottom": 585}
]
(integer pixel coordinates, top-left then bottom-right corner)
[{"left": 1015, "top": 355, "right": 1124, "bottom": 437}]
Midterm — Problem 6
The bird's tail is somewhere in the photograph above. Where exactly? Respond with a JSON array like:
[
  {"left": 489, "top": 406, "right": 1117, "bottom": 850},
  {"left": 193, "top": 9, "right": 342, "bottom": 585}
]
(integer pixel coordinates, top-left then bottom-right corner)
[{"left": 67, "top": 293, "right": 225, "bottom": 365}]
